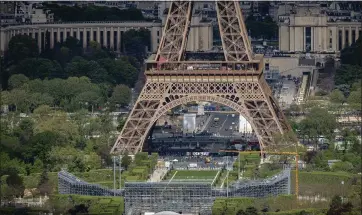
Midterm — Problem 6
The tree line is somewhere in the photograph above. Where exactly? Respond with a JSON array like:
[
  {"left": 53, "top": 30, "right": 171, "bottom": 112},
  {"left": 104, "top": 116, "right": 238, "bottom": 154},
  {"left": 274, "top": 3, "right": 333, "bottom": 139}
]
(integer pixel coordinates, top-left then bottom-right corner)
[{"left": 333, "top": 36, "right": 362, "bottom": 96}]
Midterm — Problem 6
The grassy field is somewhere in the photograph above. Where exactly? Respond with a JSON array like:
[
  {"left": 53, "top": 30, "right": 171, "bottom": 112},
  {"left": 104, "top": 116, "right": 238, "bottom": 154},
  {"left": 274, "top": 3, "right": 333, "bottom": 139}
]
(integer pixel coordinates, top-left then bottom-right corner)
[
  {"left": 291, "top": 170, "right": 360, "bottom": 197},
  {"left": 164, "top": 170, "right": 219, "bottom": 182},
  {"left": 212, "top": 196, "right": 328, "bottom": 215}
]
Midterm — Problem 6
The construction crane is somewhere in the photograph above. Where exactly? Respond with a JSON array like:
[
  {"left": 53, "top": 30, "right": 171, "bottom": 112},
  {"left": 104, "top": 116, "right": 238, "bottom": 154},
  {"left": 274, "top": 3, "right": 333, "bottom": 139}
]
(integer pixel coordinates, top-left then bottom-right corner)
[{"left": 219, "top": 150, "right": 299, "bottom": 197}]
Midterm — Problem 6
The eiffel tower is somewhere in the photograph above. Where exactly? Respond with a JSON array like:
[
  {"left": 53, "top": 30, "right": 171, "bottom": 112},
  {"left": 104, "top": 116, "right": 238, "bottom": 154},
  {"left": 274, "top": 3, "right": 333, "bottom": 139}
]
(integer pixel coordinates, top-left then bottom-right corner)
[{"left": 111, "top": 1, "right": 293, "bottom": 155}]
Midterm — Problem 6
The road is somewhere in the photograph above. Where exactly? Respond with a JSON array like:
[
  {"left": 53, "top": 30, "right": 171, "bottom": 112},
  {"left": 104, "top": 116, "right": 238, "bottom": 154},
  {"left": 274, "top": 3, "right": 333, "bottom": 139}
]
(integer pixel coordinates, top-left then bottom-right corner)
[{"left": 205, "top": 113, "right": 239, "bottom": 136}]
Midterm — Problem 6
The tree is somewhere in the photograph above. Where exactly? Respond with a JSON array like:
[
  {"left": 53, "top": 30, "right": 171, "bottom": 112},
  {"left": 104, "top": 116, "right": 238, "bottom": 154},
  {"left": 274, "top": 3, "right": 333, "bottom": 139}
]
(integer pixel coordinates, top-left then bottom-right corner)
[
  {"left": 5, "top": 172, "right": 25, "bottom": 199},
  {"left": 38, "top": 169, "right": 52, "bottom": 195},
  {"left": 121, "top": 152, "right": 132, "bottom": 170},
  {"left": 327, "top": 195, "right": 353, "bottom": 215},
  {"left": 236, "top": 209, "right": 247, "bottom": 215},
  {"left": 30, "top": 131, "right": 59, "bottom": 162},
  {"left": 347, "top": 88, "right": 361, "bottom": 110},
  {"left": 334, "top": 65, "right": 362, "bottom": 86},
  {"left": 117, "top": 117, "right": 126, "bottom": 131},
  {"left": 29, "top": 92, "right": 55, "bottom": 109},
  {"left": 245, "top": 15, "right": 278, "bottom": 40},
  {"left": 329, "top": 89, "right": 345, "bottom": 104},
  {"left": 340, "top": 36, "right": 362, "bottom": 67},
  {"left": 10, "top": 58, "right": 63, "bottom": 79},
  {"left": 34, "top": 110, "right": 80, "bottom": 146},
  {"left": 74, "top": 91, "right": 104, "bottom": 112},
  {"left": 8, "top": 74, "right": 29, "bottom": 90},
  {"left": 8, "top": 89, "right": 30, "bottom": 112},
  {"left": 65, "top": 57, "right": 109, "bottom": 83},
  {"left": 8, "top": 35, "right": 39, "bottom": 63},
  {"left": 123, "top": 32, "right": 148, "bottom": 61},
  {"left": 109, "top": 84, "right": 131, "bottom": 108},
  {"left": 245, "top": 207, "right": 259, "bottom": 215},
  {"left": 0, "top": 90, "right": 10, "bottom": 106},
  {"left": 110, "top": 59, "right": 139, "bottom": 86},
  {"left": 299, "top": 107, "right": 337, "bottom": 145},
  {"left": 331, "top": 161, "right": 354, "bottom": 172}
]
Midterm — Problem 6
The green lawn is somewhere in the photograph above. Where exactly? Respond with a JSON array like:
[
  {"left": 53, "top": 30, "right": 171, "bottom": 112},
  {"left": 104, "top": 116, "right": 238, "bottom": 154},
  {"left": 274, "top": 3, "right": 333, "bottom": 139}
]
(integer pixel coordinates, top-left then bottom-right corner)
[{"left": 164, "top": 170, "right": 218, "bottom": 181}]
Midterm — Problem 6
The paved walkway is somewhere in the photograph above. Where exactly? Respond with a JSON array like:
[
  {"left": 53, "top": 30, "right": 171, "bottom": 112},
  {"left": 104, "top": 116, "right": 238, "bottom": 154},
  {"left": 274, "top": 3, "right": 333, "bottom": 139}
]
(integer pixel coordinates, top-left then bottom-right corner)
[{"left": 148, "top": 168, "right": 169, "bottom": 182}]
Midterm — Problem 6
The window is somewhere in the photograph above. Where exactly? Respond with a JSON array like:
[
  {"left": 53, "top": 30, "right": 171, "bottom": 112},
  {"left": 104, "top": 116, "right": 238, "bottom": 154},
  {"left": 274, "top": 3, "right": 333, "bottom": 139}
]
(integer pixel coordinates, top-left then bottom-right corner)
[
  {"left": 60, "top": 32, "right": 64, "bottom": 42},
  {"left": 157, "top": 30, "right": 159, "bottom": 36},
  {"left": 305, "top": 27, "right": 311, "bottom": 52},
  {"left": 338, "top": 30, "right": 342, "bottom": 50},
  {"left": 352, "top": 30, "right": 356, "bottom": 43},
  {"left": 86, "top": 31, "right": 90, "bottom": 46},
  {"left": 157, "top": 38, "right": 160, "bottom": 43},
  {"left": 329, "top": 38, "right": 332, "bottom": 49},
  {"left": 265, "top": 63, "right": 270, "bottom": 71},
  {"left": 345, "top": 30, "right": 348, "bottom": 47},
  {"left": 114, "top": 31, "right": 118, "bottom": 50}
]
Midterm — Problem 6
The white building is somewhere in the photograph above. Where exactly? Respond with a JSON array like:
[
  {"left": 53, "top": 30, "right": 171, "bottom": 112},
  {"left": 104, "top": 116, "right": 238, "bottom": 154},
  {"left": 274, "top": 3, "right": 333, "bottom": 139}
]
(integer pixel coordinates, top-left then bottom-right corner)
[{"left": 278, "top": 4, "right": 361, "bottom": 53}]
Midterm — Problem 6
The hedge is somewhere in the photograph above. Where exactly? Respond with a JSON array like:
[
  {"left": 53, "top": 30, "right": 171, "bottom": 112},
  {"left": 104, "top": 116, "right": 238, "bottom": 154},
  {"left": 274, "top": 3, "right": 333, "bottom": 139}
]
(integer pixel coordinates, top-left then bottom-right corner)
[{"left": 267, "top": 208, "right": 327, "bottom": 215}]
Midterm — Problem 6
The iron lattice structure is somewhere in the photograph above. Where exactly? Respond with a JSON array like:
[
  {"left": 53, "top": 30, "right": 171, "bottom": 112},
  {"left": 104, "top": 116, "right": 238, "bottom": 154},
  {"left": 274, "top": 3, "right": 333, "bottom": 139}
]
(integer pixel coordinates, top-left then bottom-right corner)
[
  {"left": 58, "top": 171, "right": 123, "bottom": 196},
  {"left": 111, "top": 1, "right": 293, "bottom": 155},
  {"left": 124, "top": 169, "right": 291, "bottom": 215}
]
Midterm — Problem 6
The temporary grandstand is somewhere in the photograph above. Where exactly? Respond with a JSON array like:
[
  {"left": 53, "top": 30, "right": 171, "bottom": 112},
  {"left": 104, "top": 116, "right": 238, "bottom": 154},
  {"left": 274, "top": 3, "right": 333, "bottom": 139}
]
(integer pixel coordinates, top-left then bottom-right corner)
[
  {"left": 124, "top": 169, "right": 291, "bottom": 215},
  {"left": 58, "top": 167, "right": 291, "bottom": 215},
  {"left": 58, "top": 170, "right": 123, "bottom": 196}
]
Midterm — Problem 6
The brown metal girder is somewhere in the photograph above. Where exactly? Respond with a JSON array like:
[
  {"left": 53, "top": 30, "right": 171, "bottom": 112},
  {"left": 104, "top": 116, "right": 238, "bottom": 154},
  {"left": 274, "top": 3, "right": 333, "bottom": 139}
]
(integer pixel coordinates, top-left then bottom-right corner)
[
  {"left": 216, "top": 1, "right": 252, "bottom": 61},
  {"left": 155, "top": 1, "right": 192, "bottom": 62},
  {"left": 111, "top": 92, "right": 273, "bottom": 154},
  {"left": 110, "top": 0, "right": 292, "bottom": 155},
  {"left": 145, "top": 70, "right": 262, "bottom": 76}
]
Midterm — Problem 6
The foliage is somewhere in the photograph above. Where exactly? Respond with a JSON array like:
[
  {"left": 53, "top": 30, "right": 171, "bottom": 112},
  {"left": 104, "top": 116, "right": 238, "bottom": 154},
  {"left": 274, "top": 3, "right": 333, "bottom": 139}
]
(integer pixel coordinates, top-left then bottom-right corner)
[
  {"left": 347, "top": 87, "right": 361, "bottom": 110},
  {"left": 334, "top": 64, "right": 362, "bottom": 87},
  {"left": 9, "top": 58, "right": 63, "bottom": 80},
  {"left": 50, "top": 195, "right": 124, "bottom": 215},
  {"left": 8, "top": 74, "right": 29, "bottom": 89},
  {"left": 38, "top": 169, "right": 53, "bottom": 195},
  {"left": 331, "top": 161, "right": 354, "bottom": 172},
  {"left": 340, "top": 36, "right": 362, "bottom": 67},
  {"left": 329, "top": 89, "right": 345, "bottom": 104},
  {"left": 245, "top": 16, "right": 278, "bottom": 40},
  {"left": 3, "top": 34, "right": 141, "bottom": 91},
  {"left": 298, "top": 107, "right": 336, "bottom": 142},
  {"left": 4, "top": 172, "right": 25, "bottom": 200},
  {"left": 8, "top": 35, "right": 39, "bottom": 63},
  {"left": 121, "top": 152, "right": 132, "bottom": 170},
  {"left": 326, "top": 196, "right": 353, "bottom": 215},
  {"left": 109, "top": 84, "right": 132, "bottom": 108},
  {"left": 123, "top": 29, "right": 151, "bottom": 61}
]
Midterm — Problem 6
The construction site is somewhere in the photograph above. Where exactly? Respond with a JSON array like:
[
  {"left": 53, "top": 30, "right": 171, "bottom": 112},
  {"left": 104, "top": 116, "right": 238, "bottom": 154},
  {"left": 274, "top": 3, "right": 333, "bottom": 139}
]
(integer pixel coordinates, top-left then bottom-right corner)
[{"left": 58, "top": 162, "right": 291, "bottom": 215}]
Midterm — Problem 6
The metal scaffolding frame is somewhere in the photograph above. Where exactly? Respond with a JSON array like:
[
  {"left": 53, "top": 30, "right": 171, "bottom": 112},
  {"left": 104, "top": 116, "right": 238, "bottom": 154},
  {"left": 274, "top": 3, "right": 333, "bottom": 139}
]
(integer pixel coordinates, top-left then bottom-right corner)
[
  {"left": 124, "top": 169, "right": 291, "bottom": 215},
  {"left": 58, "top": 170, "right": 123, "bottom": 197},
  {"left": 58, "top": 168, "right": 290, "bottom": 215}
]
